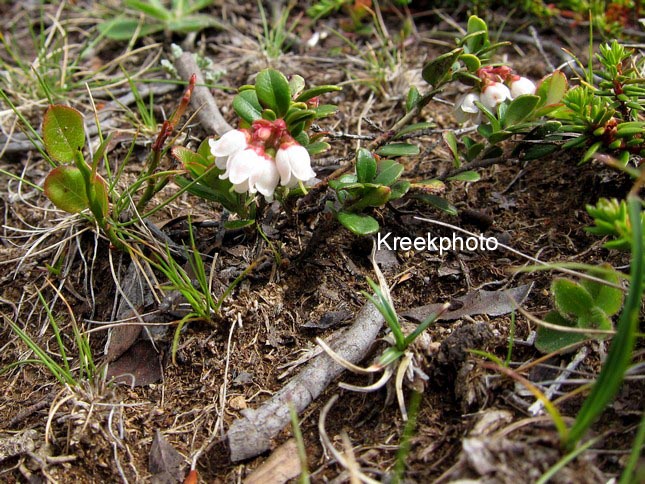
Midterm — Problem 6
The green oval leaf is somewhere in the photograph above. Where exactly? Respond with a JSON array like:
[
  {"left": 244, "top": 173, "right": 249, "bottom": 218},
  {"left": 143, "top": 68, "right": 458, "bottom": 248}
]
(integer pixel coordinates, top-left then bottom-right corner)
[
  {"left": 374, "top": 159, "right": 404, "bottom": 186},
  {"left": 552, "top": 278, "right": 594, "bottom": 319},
  {"left": 44, "top": 166, "right": 89, "bottom": 213},
  {"left": 421, "top": 48, "right": 463, "bottom": 87},
  {"left": 580, "top": 265, "right": 624, "bottom": 317},
  {"left": 289, "top": 75, "right": 306, "bottom": 98},
  {"left": 502, "top": 94, "right": 540, "bottom": 127},
  {"left": 412, "top": 193, "right": 458, "bottom": 215},
  {"left": 579, "top": 306, "right": 613, "bottom": 332},
  {"left": 125, "top": 0, "right": 171, "bottom": 20},
  {"left": 467, "top": 15, "right": 487, "bottom": 36},
  {"left": 285, "top": 108, "right": 315, "bottom": 126},
  {"left": 347, "top": 186, "right": 391, "bottom": 211},
  {"left": 89, "top": 174, "right": 109, "bottom": 218},
  {"left": 442, "top": 131, "right": 459, "bottom": 166},
  {"left": 337, "top": 211, "right": 380, "bottom": 236},
  {"left": 197, "top": 138, "right": 215, "bottom": 161},
  {"left": 394, "top": 121, "right": 435, "bottom": 138},
  {"left": 295, "top": 85, "right": 342, "bottom": 103},
  {"left": 306, "top": 141, "right": 331, "bottom": 155},
  {"left": 43, "top": 105, "right": 85, "bottom": 163},
  {"left": 487, "top": 130, "right": 513, "bottom": 144},
  {"left": 167, "top": 14, "right": 224, "bottom": 33},
  {"left": 520, "top": 143, "right": 559, "bottom": 160},
  {"left": 312, "top": 104, "right": 338, "bottom": 119},
  {"left": 535, "top": 310, "right": 584, "bottom": 353},
  {"left": 537, "top": 70, "right": 568, "bottom": 107},
  {"left": 356, "top": 148, "right": 377, "bottom": 183},
  {"left": 389, "top": 180, "right": 410, "bottom": 200},
  {"left": 406, "top": 86, "right": 420, "bottom": 112},
  {"left": 459, "top": 53, "right": 481, "bottom": 72},
  {"left": 376, "top": 143, "right": 420, "bottom": 158},
  {"left": 448, "top": 170, "right": 481, "bottom": 182},
  {"left": 262, "top": 108, "right": 277, "bottom": 121},
  {"left": 232, "top": 89, "right": 262, "bottom": 124},
  {"left": 463, "top": 15, "right": 489, "bottom": 54},
  {"left": 224, "top": 219, "right": 255, "bottom": 230},
  {"left": 171, "top": 146, "right": 206, "bottom": 168},
  {"left": 97, "top": 18, "right": 164, "bottom": 40},
  {"left": 255, "top": 69, "right": 291, "bottom": 117}
]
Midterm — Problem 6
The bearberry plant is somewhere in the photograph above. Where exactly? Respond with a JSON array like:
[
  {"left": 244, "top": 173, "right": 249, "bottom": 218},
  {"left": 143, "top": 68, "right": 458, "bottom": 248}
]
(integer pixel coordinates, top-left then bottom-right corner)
[{"left": 174, "top": 68, "right": 340, "bottom": 227}]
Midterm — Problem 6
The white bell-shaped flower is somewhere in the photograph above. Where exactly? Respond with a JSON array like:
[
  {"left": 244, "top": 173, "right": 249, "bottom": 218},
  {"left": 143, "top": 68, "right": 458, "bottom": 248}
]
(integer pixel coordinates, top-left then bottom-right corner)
[
  {"left": 221, "top": 148, "right": 280, "bottom": 199},
  {"left": 455, "top": 92, "right": 481, "bottom": 124},
  {"left": 276, "top": 143, "right": 316, "bottom": 187},
  {"left": 209, "top": 129, "right": 249, "bottom": 169},
  {"left": 249, "top": 155, "right": 280, "bottom": 199},
  {"left": 480, "top": 82, "right": 511, "bottom": 110},
  {"left": 509, "top": 76, "right": 537, "bottom": 98}
]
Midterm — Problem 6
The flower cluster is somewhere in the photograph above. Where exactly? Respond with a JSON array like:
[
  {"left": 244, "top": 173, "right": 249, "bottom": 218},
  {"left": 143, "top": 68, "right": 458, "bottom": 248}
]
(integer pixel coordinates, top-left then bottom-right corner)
[
  {"left": 455, "top": 65, "right": 537, "bottom": 124},
  {"left": 209, "top": 119, "right": 316, "bottom": 201}
]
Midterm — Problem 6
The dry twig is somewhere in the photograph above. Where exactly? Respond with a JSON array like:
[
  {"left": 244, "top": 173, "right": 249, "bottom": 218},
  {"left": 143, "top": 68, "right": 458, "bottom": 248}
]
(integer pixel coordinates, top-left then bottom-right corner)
[{"left": 226, "top": 301, "right": 384, "bottom": 462}]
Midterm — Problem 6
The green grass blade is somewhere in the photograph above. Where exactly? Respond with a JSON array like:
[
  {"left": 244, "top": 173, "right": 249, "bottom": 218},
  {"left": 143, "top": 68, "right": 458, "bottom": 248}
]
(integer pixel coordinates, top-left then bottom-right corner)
[
  {"left": 362, "top": 287, "right": 405, "bottom": 349},
  {"left": 37, "top": 290, "right": 70, "bottom": 376},
  {"left": 289, "top": 402, "right": 310, "bottom": 484},
  {"left": 537, "top": 436, "right": 600, "bottom": 484},
  {"left": 7, "top": 318, "right": 75, "bottom": 386},
  {"left": 392, "top": 390, "right": 422, "bottom": 483},
  {"left": 620, "top": 408, "right": 645, "bottom": 484},
  {"left": 404, "top": 303, "right": 449, "bottom": 347}
]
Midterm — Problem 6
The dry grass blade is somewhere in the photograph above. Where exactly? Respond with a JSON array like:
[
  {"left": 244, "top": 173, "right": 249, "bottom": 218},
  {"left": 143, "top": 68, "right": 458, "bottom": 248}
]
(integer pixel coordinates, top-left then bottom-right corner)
[
  {"left": 338, "top": 366, "right": 394, "bottom": 392},
  {"left": 317, "top": 395, "right": 380, "bottom": 484}
]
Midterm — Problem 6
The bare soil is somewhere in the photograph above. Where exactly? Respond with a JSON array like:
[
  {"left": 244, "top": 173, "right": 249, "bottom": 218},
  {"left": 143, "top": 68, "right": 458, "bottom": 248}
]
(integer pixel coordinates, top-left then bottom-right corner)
[{"left": 0, "top": 2, "right": 642, "bottom": 483}]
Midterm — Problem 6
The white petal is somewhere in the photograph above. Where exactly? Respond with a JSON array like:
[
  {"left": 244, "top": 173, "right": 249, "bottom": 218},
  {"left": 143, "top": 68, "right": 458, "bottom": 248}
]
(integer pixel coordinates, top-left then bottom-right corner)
[
  {"left": 228, "top": 150, "right": 259, "bottom": 185},
  {"left": 275, "top": 149, "right": 292, "bottom": 186},
  {"left": 251, "top": 156, "right": 280, "bottom": 197},
  {"left": 232, "top": 179, "right": 250, "bottom": 193},
  {"left": 209, "top": 130, "right": 247, "bottom": 157},
  {"left": 215, "top": 156, "right": 229, "bottom": 170},
  {"left": 510, "top": 77, "right": 536, "bottom": 98},
  {"left": 286, "top": 145, "right": 316, "bottom": 181},
  {"left": 459, "top": 93, "right": 480, "bottom": 113},
  {"left": 480, "top": 82, "right": 511, "bottom": 110}
]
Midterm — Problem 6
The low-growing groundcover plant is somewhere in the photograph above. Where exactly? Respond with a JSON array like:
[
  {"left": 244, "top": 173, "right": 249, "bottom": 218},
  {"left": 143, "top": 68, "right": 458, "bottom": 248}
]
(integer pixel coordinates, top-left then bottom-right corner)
[
  {"left": 174, "top": 67, "right": 341, "bottom": 226},
  {"left": 1, "top": 2, "right": 644, "bottom": 483}
]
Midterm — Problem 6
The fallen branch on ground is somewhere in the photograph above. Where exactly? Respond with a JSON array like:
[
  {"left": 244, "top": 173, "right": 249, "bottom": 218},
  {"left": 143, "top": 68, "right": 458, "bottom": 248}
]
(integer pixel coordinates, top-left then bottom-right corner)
[{"left": 226, "top": 301, "right": 385, "bottom": 462}]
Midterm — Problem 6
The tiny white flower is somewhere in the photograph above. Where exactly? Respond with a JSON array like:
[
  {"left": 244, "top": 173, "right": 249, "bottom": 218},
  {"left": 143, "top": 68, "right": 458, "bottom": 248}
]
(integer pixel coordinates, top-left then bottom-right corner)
[
  {"left": 222, "top": 148, "right": 259, "bottom": 191},
  {"left": 455, "top": 92, "right": 481, "bottom": 124},
  {"left": 221, "top": 148, "right": 280, "bottom": 200},
  {"left": 249, "top": 155, "right": 280, "bottom": 199},
  {"left": 209, "top": 129, "right": 248, "bottom": 157},
  {"left": 276, "top": 143, "right": 316, "bottom": 187},
  {"left": 509, "top": 76, "right": 536, "bottom": 98},
  {"left": 480, "top": 82, "right": 511, "bottom": 110}
]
